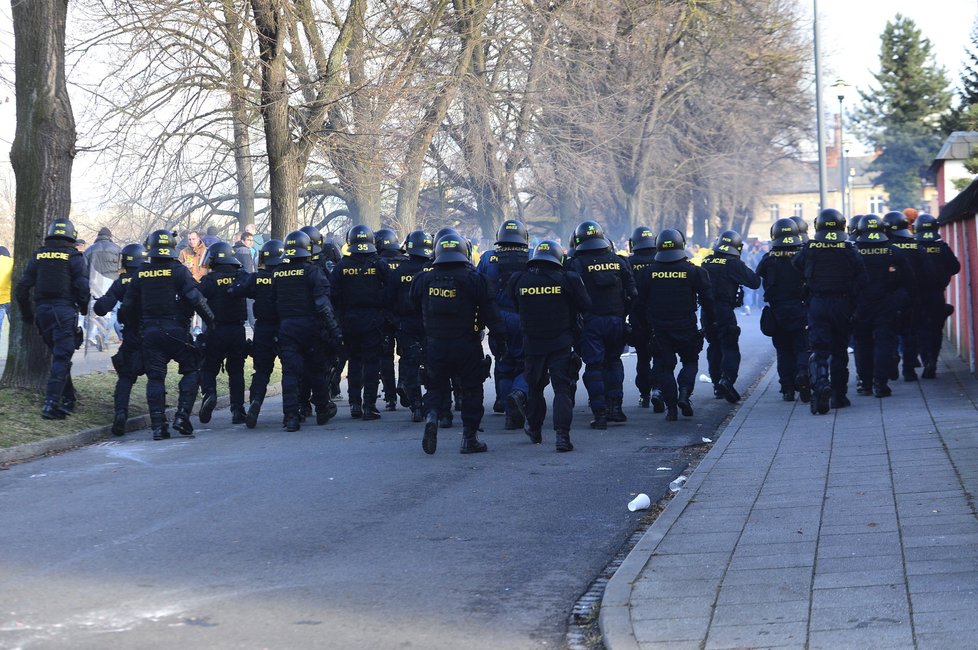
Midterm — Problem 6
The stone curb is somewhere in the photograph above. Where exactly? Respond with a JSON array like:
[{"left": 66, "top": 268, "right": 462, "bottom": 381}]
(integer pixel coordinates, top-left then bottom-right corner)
[
  {"left": 0, "top": 383, "right": 282, "bottom": 466},
  {"left": 598, "top": 363, "right": 778, "bottom": 650}
]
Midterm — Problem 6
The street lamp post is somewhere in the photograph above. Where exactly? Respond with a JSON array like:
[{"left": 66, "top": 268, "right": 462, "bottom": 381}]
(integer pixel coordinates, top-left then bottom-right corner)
[
  {"left": 814, "top": 0, "right": 828, "bottom": 210},
  {"left": 832, "top": 79, "right": 851, "bottom": 214}
]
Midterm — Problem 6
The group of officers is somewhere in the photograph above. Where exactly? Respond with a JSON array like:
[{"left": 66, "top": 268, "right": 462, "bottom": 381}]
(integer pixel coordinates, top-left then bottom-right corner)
[{"left": 13, "top": 207, "right": 960, "bottom": 454}]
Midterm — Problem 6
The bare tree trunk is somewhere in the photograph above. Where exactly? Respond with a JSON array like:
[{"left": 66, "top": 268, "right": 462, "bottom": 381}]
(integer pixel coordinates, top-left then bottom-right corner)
[
  {"left": 223, "top": 0, "right": 256, "bottom": 230},
  {"left": 2, "top": 0, "right": 76, "bottom": 391}
]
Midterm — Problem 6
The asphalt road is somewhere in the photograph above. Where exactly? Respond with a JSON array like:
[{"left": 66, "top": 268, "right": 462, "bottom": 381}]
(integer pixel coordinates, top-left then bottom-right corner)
[{"left": 0, "top": 317, "right": 771, "bottom": 650}]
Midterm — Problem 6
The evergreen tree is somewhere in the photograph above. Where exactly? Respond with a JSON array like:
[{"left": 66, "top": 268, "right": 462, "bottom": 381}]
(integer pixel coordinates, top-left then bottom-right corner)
[
  {"left": 852, "top": 14, "right": 952, "bottom": 209},
  {"left": 942, "top": 17, "right": 978, "bottom": 133}
]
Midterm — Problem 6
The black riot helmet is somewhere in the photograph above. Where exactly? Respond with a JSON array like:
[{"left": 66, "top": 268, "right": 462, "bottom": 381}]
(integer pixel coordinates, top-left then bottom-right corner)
[
  {"left": 529, "top": 239, "right": 565, "bottom": 267},
  {"left": 284, "top": 230, "right": 313, "bottom": 259},
  {"left": 654, "top": 228, "right": 687, "bottom": 262},
  {"left": 146, "top": 229, "right": 178, "bottom": 258},
  {"left": 375, "top": 228, "right": 402, "bottom": 253},
  {"left": 770, "top": 218, "right": 801, "bottom": 249},
  {"left": 882, "top": 210, "right": 912, "bottom": 239},
  {"left": 259, "top": 239, "right": 286, "bottom": 268},
  {"left": 299, "top": 225, "right": 324, "bottom": 255},
  {"left": 813, "top": 208, "right": 846, "bottom": 242},
  {"left": 846, "top": 215, "right": 862, "bottom": 239},
  {"left": 914, "top": 213, "right": 940, "bottom": 241},
  {"left": 347, "top": 224, "right": 377, "bottom": 254},
  {"left": 202, "top": 241, "right": 241, "bottom": 268},
  {"left": 495, "top": 219, "right": 529, "bottom": 246},
  {"left": 434, "top": 227, "right": 459, "bottom": 243},
  {"left": 629, "top": 226, "right": 656, "bottom": 253},
  {"left": 713, "top": 229, "right": 743, "bottom": 256},
  {"left": 46, "top": 218, "right": 78, "bottom": 243},
  {"left": 856, "top": 214, "right": 887, "bottom": 243},
  {"left": 789, "top": 216, "right": 809, "bottom": 242},
  {"left": 120, "top": 243, "right": 148, "bottom": 270},
  {"left": 566, "top": 230, "right": 577, "bottom": 258},
  {"left": 432, "top": 233, "right": 470, "bottom": 265},
  {"left": 405, "top": 230, "right": 434, "bottom": 259},
  {"left": 321, "top": 240, "right": 342, "bottom": 264},
  {"left": 573, "top": 220, "right": 607, "bottom": 252}
]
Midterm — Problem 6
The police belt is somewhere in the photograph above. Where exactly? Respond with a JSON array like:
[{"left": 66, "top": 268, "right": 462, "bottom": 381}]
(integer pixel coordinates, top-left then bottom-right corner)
[{"left": 35, "top": 297, "right": 77, "bottom": 307}]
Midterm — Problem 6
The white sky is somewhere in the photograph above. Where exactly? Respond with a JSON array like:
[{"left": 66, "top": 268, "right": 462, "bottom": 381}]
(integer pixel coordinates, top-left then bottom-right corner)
[{"left": 1, "top": 1, "right": 977, "bottom": 210}]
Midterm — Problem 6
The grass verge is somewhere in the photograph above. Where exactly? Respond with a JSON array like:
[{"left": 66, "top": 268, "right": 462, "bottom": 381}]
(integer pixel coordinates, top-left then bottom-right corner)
[{"left": 0, "top": 359, "right": 281, "bottom": 449}]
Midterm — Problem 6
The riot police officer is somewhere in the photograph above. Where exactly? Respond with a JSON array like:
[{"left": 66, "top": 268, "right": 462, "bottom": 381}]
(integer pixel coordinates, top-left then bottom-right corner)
[
  {"left": 15, "top": 219, "right": 91, "bottom": 419},
  {"left": 411, "top": 233, "right": 504, "bottom": 455},
  {"left": 852, "top": 215, "right": 914, "bottom": 397},
  {"left": 273, "top": 230, "right": 343, "bottom": 431},
  {"left": 331, "top": 225, "right": 389, "bottom": 420},
  {"left": 122, "top": 230, "right": 215, "bottom": 440},
  {"left": 297, "top": 225, "right": 328, "bottom": 418},
  {"left": 626, "top": 226, "right": 660, "bottom": 410},
  {"left": 632, "top": 229, "right": 715, "bottom": 420},
  {"left": 508, "top": 240, "right": 590, "bottom": 451},
  {"left": 197, "top": 241, "right": 251, "bottom": 424},
  {"left": 231, "top": 239, "right": 285, "bottom": 428},
  {"left": 93, "top": 243, "right": 147, "bottom": 435},
  {"left": 790, "top": 216, "right": 810, "bottom": 243},
  {"left": 913, "top": 213, "right": 961, "bottom": 377},
  {"left": 792, "top": 209, "right": 867, "bottom": 414},
  {"left": 477, "top": 219, "right": 530, "bottom": 429},
  {"left": 701, "top": 230, "right": 760, "bottom": 403},
  {"left": 756, "top": 219, "right": 809, "bottom": 402},
  {"left": 883, "top": 210, "right": 926, "bottom": 381},
  {"left": 375, "top": 227, "right": 407, "bottom": 411},
  {"left": 388, "top": 230, "right": 434, "bottom": 422},
  {"left": 565, "top": 220, "right": 636, "bottom": 429}
]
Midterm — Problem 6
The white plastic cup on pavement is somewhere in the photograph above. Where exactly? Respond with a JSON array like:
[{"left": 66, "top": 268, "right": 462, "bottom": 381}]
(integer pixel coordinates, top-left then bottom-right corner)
[{"left": 627, "top": 493, "right": 651, "bottom": 512}]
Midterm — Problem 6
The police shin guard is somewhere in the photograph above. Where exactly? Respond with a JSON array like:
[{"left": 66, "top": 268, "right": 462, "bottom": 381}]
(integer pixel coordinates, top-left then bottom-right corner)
[
  {"left": 460, "top": 427, "right": 488, "bottom": 454},
  {"left": 607, "top": 398, "right": 627, "bottom": 423},
  {"left": 151, "top": 411, "right": 170, "bottom": 440},
  {"left": 555, "top": 429, "right": 574, "bottom": 453},
  {"left": 422, "top": 412, "right": 438, "bottom": 455}
]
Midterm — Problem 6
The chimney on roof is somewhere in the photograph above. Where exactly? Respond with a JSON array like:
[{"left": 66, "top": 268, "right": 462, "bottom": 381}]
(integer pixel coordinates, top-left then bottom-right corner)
[{"left": 826, "top": 113, "right": 841, "bottom": 169}]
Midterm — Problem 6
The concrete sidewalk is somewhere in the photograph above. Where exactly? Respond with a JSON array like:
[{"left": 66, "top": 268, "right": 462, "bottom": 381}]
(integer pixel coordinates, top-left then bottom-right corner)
[{"left": 601, "top": 350, "right": 978, "bottom": 650}]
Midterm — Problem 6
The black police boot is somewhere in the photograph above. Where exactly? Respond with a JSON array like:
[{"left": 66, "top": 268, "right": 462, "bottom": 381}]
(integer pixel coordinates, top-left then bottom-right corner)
[
  {"left": 830, "top": 392, "right": 851, "bottom": 409},
  {"left": 873, "top": 381, "right": 892, "bottom": 398},
  {"left": 385, "top": 397, "right": 397, "bottom": 412},
  {"left": 677, "top": 389, "right": 694, "bottom": 417},
  {"left": 41, "top": 400, "right": 66, "bottom": 420},
  {"left": 493, "top": 398, "right": 505, "bottom": 414},
  {"left": 411, "top": 402, "right": 424, "bottom": 423},
  {"left": 889, "top": 355, "right": 900, "bottom": 381},
  {"left": 198, "top": 392, "right": 217, "bottom": 424},
  {"left": 589, "top": 409, "right": 608, "bottom": 430},
  {"left": 111, "top": 409, "right": 128, "bottom": 436},
  {"left": 781, "top": 391, "right": 795, "bottom": 402},
  {"left": 317, "top": 401, "right": 338, "bottom": 425},
  {"left": 172, "top": 411, "right": 194, "bottom": 437},
  {"left": 362, "top": 403, "right": 381, "bottom": 420},
  {"left": 903, "top": 368, "right": 918, "bottom": 382},
  {"left": 713, "top": 385, "right": 723, "bottom": 399},
  {"left": 504, "top": 412, "right": 521, "bottom": 430},
  {"left": 231, "top": 404, "right": 247, "bottom": 425},
  {"left": 665, "top": 405, "right": 678, "bottom": 421},
  {"left": 299, "top": 401, "right": 311, "bottom": 422},
  {"left": 350, "top": 402, "right": 363, "bottom": 419},
  {"left": 555, "top": 429, "right": 573, "bottom": 452},
  {"left": 438, "top": 412, "right": 453, "bottom": 428},
  {"left": 60, "top": 396, "right": 76, "bottom": 415},
  {"left": 284, "top": 412, "right": 301, "bottom": 432},
  {"left": 638, "top": 394, "right": 650, "bottom": 408},
  {"left": 811, "top": 383, "right": 831, "bottom": 416},
  {"left": 856, "top": 378, "right": 872, "bottom": 396},
  {"left": 460, "top": 428, "right": 488, "bottom": 454},
  {"left": 796, "top": 377, "right": 811, "bottom": 404},
  {"left": 649, "top": 389, "right": 665, "bottom": 413},
  {"left": 504, "top": 390, "right": 527, "bottom": 429},
  {"left": 246, "top": 400, "right": 262, "bottom": 429},
  {"left": 607, "top": 398, "right": 628, "bottom": 422},
  {"left": 151, "top": 411, "right": 170, "bottom": 440},
  {"left": 922, "top": 361, "right": 937, "bottom": 379},
  {"left": 397, "top": 384, "right": 410, "bottom": 408},
  {"left": 422, "top": 412, "right": 438, "bottom": 455},
  {"left": 524, "top": 423, "right": 542, "bottom": 444},
  {"left": 717, "top": 377, "right": 740, "bottom": 404}
]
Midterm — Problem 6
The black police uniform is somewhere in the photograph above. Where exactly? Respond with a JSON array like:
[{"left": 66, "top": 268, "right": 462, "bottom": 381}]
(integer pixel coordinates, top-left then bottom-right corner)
[
  {"left": 198, "top": 263, "right": 251, "bottom": 422},
  {"left": 632, "top": 258, "right": 715, "bottom": 419},
  {"left": 411, "top": 255, "right": 503, "bottom": 453},
  {"left": 123, "top": 255, "right": 214, "bottom": 439},
  {"left": 388, "top": 255, "right": 432, "bottom": 422},
  {"left": 331, "top": 252, "right": 388, "bottom": 419},
  {"left": 273, "top": 257, "right": 343, "bottom": 431},
  {"left": 756, "top": 246, "right": 809, "bottom": 401},
  {"left": 508, "top": 255, "right": 590, "bottom": 450},
  {"left": 628, "top": 248, "right": 659, "bottom": 408},
  {"left": 565, "top": 247, "right": 636, "bottom": 426},
  {"left": 888, "top": 233, "right": 928, "bottom": 381},
  {"left": 94, "top": 270, "right": 142, "bottom": 434},
  {"left": 915, "top": 228, "right": 960, "bottom": 377},
  {"left": 852, "top": 227, "right": 914, "bottom": 397},
  {"left": 16, "top": 233, "right": 90, "bottom": 418},
  {"left": 792, "top": 233, "right": 867, "bottom": 413},
  {"left": 378, "top": 247, "right": 408, "bottom": 410},
  {"left": 701, "top": 247, "right": 760, "bottom": 401},
  {"left": 230, "top": 262, "right": 280, "bottom": 427}
]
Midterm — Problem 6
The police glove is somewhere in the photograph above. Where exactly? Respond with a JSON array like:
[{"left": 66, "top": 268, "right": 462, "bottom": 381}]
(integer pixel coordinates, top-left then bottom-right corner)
[{"left": 74, "top": 327, "right": 84, "bottom": 350}]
